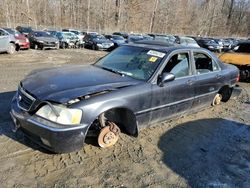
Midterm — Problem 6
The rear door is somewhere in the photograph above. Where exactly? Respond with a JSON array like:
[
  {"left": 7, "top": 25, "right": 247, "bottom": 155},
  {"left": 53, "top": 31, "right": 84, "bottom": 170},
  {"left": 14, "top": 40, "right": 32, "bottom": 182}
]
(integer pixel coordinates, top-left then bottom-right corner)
[
  {"left": 149, "top": 50, "right": 196, "bottom": 124},
  {"left": 0, "top": 29, "right": 9, "bottom": 51},
  {"left": 191, "top": 50, "right": 222, "bottom": 109}
]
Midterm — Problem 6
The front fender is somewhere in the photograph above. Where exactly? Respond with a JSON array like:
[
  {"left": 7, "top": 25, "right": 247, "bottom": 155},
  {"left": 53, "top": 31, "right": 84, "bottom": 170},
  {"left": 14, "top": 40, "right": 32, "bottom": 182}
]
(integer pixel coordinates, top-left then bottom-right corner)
[{"left": 73, "top": 97, "right": 138, "bottom": 136}]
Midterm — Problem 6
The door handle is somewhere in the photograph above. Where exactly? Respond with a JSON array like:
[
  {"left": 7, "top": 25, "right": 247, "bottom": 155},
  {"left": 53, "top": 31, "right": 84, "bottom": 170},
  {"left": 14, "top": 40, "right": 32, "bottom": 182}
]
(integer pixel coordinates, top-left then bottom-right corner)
[
  {"left": 187, "top": 80, "right": 193, "bottom": 85},
  {"left": 216, "top": 74, "right": 222, "bottom": 79}
]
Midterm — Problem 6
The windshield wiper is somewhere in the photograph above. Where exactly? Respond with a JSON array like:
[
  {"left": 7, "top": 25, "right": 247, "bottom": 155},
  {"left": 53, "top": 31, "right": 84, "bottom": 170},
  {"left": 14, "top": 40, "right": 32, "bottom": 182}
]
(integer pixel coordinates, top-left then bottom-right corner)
[{"left": 100, "top": 66, "right": 124, "bottom": 76}]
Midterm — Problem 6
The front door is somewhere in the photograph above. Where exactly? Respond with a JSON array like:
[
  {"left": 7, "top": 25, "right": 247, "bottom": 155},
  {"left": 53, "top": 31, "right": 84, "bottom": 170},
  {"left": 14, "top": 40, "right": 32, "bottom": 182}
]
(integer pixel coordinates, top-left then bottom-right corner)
[{"left": 149, "top": 51, "right": 196, "bottom": 124}]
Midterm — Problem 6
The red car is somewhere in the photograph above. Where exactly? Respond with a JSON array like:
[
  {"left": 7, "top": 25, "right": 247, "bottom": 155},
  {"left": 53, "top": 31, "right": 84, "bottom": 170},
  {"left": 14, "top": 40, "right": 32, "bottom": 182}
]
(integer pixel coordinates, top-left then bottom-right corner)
[{"left": 3, "top": 28, "right": 30, "bottom": 49}]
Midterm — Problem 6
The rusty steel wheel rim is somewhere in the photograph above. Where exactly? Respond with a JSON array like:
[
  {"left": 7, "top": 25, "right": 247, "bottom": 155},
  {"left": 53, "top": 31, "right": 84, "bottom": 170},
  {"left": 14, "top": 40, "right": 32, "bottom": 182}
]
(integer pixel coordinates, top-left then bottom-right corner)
[{"left": 98, "top": 122, "right": 120, "bottom": 148}]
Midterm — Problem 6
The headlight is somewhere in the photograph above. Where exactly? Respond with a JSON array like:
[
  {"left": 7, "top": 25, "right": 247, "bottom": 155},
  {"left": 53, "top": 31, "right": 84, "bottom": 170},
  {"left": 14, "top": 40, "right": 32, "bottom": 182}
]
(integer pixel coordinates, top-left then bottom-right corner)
[
  {"left": 38, "top": 40, "right": 44, "bottom": 43},
  {"left": 26, "top": 38, "right": 29, "bottom": 42},
  {"left": 208, "top": 46, "right": 214, "bottom": 49},
  {"left": 36, "top": 104, "right": 82, "bottom": 125},
  {"left": 97, "top": 43, "right": 103, "bottom": 47}
]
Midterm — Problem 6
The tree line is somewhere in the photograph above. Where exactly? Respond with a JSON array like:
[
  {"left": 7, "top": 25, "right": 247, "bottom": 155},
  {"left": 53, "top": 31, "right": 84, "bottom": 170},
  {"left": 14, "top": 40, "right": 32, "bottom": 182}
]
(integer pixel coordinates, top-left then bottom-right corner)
[{"left": 0, "top": 0, "right": 249, "bottom": 37}]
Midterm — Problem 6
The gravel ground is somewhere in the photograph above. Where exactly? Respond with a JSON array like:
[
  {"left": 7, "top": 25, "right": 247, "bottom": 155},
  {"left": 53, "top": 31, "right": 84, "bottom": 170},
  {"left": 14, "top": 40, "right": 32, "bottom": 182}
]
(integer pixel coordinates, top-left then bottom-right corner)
[{"left": 0, "top": 49, "right": 250, "bottom": 188}]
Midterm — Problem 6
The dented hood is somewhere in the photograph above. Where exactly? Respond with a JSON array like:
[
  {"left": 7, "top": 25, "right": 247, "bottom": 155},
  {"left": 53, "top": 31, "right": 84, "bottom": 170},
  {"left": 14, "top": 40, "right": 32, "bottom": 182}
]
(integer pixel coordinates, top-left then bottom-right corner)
[{"left": 21, "top": 65, "right": 140, "bottom": 103}]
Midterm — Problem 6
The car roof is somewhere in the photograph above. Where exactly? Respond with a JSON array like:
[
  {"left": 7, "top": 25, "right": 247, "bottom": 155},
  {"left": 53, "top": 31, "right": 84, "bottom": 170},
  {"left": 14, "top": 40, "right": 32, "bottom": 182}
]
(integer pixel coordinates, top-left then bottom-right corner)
[{"left": 125, "top": 41, "right": 202, "bottom": 53}]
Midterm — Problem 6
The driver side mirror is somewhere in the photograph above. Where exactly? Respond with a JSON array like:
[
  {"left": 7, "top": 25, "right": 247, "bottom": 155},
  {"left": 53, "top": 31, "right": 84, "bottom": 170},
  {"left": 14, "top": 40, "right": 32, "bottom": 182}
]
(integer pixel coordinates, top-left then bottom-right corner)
[{"left": 158, "top": 73, "right": 175, "bottom": 87}]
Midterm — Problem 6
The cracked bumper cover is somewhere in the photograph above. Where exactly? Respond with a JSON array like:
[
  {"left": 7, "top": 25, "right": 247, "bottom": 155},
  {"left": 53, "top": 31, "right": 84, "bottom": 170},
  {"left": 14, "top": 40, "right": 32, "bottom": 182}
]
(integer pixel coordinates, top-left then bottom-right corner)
[{"left": 10, "top": 96, "right": 88, "bottom": 153}]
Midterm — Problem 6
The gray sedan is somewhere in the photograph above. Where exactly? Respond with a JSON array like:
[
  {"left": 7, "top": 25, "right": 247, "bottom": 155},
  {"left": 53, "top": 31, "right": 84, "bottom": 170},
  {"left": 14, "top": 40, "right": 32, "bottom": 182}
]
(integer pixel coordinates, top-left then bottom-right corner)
[{"left": 10, "top": 42, "right": 240, "bottom": 153}]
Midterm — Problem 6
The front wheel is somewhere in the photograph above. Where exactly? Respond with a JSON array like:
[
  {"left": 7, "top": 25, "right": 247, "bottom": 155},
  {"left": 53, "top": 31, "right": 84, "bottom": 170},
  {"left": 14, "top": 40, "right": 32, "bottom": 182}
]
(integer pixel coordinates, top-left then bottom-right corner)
[
  {"left": 7, "top": 43, "right": 16, "bottom": 54},
  {"left": 62, "top": 42, "right": 67, "bottom": 49},
  {"left": 56, "top": 43, "right": 60, "bottom": 50},
  {"left": 98, "top": 121, "right": 120, "bottom": 148}
]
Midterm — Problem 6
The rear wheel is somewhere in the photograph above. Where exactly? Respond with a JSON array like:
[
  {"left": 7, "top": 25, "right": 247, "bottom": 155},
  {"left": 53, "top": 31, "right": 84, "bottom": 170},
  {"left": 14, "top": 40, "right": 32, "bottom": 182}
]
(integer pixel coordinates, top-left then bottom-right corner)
[
  {"left": 212, "top": 93, "right": 222, "bottom": 106},
  {"left": 7, "top": 43, "right": 16, "bottom": 54},
  {"left": 56, "top": 43, "right": 60, "bottom": 50},
  {"left": 62, "top": 42, "right": 66, "bottom": 49}
]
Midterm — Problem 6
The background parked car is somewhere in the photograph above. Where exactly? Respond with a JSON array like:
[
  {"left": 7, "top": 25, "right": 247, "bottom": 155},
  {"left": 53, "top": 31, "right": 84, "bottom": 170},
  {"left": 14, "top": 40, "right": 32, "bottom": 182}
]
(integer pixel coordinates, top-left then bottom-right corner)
[
  {"left": 149, "top": 34, "right": 177, "bottom": 44},
  {"left": 53, "top": 31, "right": 71, "bottom": 49},
  {"left": 28, "top": 31, "right": 59, "bottom": 50},
  {"left": 219, "top": 41, "right": 250, "bottom": 82},
  {"left": 0, "top": 28, "right": 20, "bottom": 54},
  {"left": 3, "top": 28, "right": 30, "bottom": 50},
  {"left": 105, "top": 34, "right": 126, "bottom": 50},
  {"left": 16, "top": 26, "right": 33, "bottom": 37},
  {"left": 113, "top": 32, "right": 129, "bottom": 39},
  {"left": 84, "top": 34, "right": 114, "bottom": 50},
  {"left": 126, "top": 34, "right": 144, "bottom": 43},
  {"left": 179, "top": 36, "right": 200, "bottom": 48},
  {"left": 62, "top": 29, "right": 85, "bottom": 47},
  {"left": 62, "top": 31, "right": 80, "bottom": 48},
  {"left": 196, "top": 38, "right": 222, "bottom": 52}
]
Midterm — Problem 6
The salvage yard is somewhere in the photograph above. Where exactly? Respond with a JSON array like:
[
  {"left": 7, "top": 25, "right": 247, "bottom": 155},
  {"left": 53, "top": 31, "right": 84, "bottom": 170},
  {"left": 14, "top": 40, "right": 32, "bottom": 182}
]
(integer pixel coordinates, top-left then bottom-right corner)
[{"left": 0, "top": 49, "right": 250, "bottom": 187}]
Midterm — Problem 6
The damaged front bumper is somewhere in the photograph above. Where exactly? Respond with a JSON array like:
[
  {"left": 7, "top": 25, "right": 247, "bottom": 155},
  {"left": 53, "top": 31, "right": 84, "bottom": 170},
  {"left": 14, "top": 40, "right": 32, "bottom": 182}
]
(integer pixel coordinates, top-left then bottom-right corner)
[{"left": 10, "top": 96, "right": 88, "bottom": 153}]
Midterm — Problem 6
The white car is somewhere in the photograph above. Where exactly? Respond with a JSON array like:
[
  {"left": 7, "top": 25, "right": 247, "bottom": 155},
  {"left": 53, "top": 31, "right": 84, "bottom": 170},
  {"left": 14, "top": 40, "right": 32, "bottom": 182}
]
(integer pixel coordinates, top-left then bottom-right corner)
[
  {"left": 0, "top": 28, "right": 19, "bottom": 54},
  {"left": 62, "top": 29, "right": 85, "bottom": 45},
  {"left": 180, "top": 37, "right": 200, "bottom": 48}
]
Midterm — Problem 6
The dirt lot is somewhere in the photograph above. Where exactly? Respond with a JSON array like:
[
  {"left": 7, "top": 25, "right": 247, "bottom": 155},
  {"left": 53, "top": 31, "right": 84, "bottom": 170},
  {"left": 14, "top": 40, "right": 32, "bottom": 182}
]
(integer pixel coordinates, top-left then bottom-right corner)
[{"left": 0, "top": 49, "right": 250, "bottom": 188}]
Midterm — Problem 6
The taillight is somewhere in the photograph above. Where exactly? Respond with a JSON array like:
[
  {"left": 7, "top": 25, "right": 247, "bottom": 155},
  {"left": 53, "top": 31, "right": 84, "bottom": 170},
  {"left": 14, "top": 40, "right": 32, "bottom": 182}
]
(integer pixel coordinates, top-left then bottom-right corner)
[{"left": 236, "top": 73, "right": 240, "bottom": 82}]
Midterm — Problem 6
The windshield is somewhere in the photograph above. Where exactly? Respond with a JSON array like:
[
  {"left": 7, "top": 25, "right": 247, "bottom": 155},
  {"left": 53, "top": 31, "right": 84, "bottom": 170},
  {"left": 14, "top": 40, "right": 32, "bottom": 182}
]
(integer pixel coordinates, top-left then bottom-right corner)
[
  {"left": 112, "top": 35, "right": 124, "bottom": 40},
  {"left": 235, "top": 43, "right": 250, "bottom": 53},
  {"left": 186, "top": 38, "right": 196, "bottom": 44},
  {"left": 207, "top": 40, "right": 217, "bottom": 45},
  {"left": 21, "top": 27, "right": 32, "bottom": 33},
  {"left": 34, "top": 31, "right": 52, "bottom": 37},
  {"left": 93, "top": 35, "right": 106, "bottom": 40},
  {"left": 154, "top": 36, "right": 171, "bottom": 43},
  {"left": 4, "top": 28, "right": 21, "bottom": 35},
  {"left": 94, "top": 46, "right": 165, "bottom": 81},
  {"left": 63, "top": 32, "right": 73, "bottom": 37},
  {"left": 71, "top": 30, "right": 80, "bottom": 35}
]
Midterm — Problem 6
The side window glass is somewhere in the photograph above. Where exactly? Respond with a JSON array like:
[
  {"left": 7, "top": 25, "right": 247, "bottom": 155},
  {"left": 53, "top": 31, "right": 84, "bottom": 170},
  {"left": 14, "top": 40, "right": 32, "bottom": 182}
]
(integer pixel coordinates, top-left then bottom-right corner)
[
  {"left": 163, "top": 53, "right": 190, "bottom": 78},
  {"left": 193, "top": 52, "right": 218, "bottom": 74},
  {"left": 0, "top": 30, "right": 7, "bottom": 36}
]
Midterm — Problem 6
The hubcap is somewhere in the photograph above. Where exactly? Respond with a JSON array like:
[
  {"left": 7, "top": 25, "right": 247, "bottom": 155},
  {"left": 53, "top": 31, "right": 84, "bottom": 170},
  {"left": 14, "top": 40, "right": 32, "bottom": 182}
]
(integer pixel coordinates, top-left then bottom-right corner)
[{"left": 9, "top": 45, "right": 15, "bottom": 54}]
